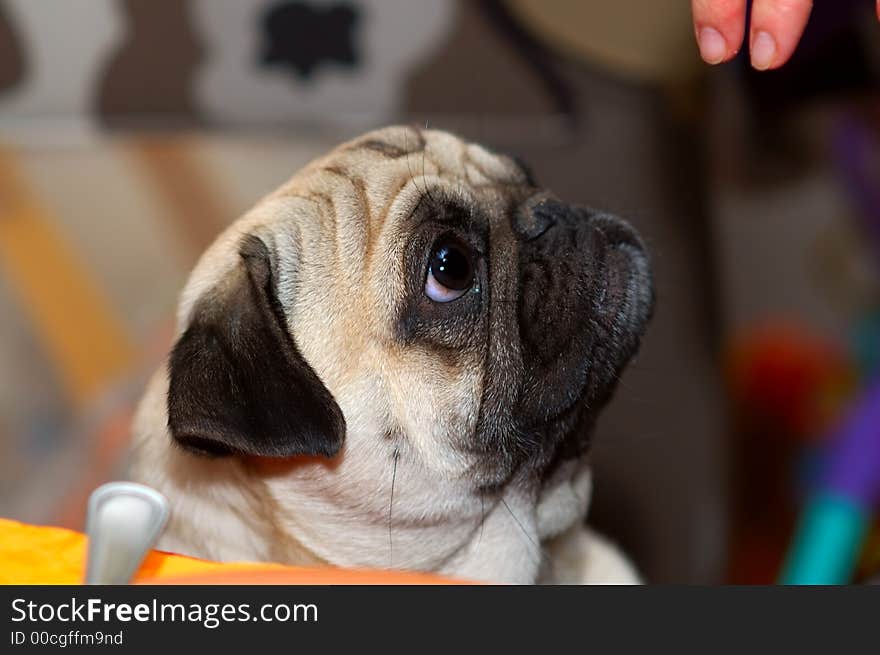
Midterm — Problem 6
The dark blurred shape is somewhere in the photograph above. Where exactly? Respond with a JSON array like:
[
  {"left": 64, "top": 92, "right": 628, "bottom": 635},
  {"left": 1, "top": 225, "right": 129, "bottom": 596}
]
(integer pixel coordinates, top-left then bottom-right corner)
[
  {"left": 735, "top": 0, "right": 879, "bottom": 182},
  {"left": 744, "top": 0, "right": 877, "bottom": 106},
  {"left": 404, "top": 1, "right": 554, "bottom": 119},
  {"left": 477, "top": 0, "right": 578, "bottom": 124},
  {"left": 0, "top": 3, "right": 26, "bottom": 95},
  {"left": 97, "top": 0, "right": 203, "bottom": 127},
  {"left": 259, "top": 1, "right": 359, "bottom": 80}
]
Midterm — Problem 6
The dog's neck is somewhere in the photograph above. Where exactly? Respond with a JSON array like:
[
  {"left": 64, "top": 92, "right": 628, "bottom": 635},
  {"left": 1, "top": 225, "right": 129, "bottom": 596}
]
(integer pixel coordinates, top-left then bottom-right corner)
[
  {"left": 136, "top": 451, "right": 543, "bottom": 583},
  {"left": 218, "top": 452, "right": 550, "bottom": 583},
  {"left": 130, "top": 371, "right": 591, "bottom": 583}
]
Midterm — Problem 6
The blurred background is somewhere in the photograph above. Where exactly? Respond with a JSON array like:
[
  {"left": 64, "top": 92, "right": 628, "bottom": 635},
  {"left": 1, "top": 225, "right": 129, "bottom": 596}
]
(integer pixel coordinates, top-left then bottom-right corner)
[{"left": 0, "top": 0, "right": 878, "bottom": 584}]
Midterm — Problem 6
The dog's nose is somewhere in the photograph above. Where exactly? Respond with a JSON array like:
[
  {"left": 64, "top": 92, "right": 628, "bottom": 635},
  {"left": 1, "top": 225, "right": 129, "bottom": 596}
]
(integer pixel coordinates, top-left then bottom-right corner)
[{"left": 512, "top": 198, "right": 560, "bottom": 241}]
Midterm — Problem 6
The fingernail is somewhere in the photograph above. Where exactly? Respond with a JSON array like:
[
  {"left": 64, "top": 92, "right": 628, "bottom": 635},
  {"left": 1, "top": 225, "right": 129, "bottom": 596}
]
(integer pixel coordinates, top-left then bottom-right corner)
[
  {"left": 751, "top": 31, "right": 776, "bottom": 70},
  {"left": 698, "top": 26, "right": 727, "bottom": 64}
]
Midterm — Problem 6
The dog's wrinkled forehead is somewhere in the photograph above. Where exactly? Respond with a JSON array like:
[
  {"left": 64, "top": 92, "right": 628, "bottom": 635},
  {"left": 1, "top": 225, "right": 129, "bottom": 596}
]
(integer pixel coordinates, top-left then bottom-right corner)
[
  {"left": 339, "top": 126, "right": 529, "bottom": 188},
  {"left": 228, "top": 126, "right": 537, "bottom": 338},
  {"left": 179, "top": 128, "right": 512, "bottom": 320},
  {"left": 272, "top": 126, "right": 532, "bottom": 218}
]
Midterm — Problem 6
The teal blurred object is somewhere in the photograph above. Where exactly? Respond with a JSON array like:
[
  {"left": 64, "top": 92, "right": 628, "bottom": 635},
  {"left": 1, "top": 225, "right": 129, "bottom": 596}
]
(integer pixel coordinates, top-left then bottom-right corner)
[
  {"left": 853, "top": 309, "right": 880, "bottom": 381},
  {"left": 780, "top": 492, "right": 870, "bottom": 584},
  {"left": 781, "top": 379, "right": 880, "bottom": 584}
]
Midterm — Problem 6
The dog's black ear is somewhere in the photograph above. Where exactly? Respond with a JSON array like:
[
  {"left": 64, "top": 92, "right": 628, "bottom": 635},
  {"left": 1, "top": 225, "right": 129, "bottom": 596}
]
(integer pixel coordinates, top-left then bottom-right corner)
[{"left": 167, "top": 235, "right": 345, "bottom": 458}]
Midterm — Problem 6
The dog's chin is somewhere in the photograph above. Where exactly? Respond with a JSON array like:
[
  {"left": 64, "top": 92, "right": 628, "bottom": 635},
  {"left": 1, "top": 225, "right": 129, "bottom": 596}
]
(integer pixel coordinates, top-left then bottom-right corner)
[{"left": 468, "top": 380, "right": 615, "bottom": 495}]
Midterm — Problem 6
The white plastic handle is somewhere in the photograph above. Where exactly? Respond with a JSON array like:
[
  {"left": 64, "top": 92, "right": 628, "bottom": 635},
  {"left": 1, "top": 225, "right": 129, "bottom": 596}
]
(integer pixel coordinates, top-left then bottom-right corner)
[{"left": 84, "top": 482, "right": 169, "bottom": 585}]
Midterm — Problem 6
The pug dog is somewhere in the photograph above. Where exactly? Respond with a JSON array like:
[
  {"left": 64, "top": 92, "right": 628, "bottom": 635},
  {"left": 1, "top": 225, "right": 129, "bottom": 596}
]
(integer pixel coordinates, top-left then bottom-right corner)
[{"left": 129, "top": 126, "right": 653, "bottom": 584}]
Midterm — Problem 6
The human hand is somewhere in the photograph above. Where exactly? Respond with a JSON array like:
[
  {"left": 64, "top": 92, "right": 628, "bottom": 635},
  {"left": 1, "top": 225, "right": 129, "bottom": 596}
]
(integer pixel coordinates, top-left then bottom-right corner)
[{"left": 692, "top": 1, "right": 880, "bottom": 70}]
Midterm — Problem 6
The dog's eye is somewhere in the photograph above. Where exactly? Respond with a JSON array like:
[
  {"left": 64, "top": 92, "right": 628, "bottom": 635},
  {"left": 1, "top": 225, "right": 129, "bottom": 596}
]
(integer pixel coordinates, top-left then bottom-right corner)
[{"left": 425, "top": 234, "right": 475, "bottom": 302}]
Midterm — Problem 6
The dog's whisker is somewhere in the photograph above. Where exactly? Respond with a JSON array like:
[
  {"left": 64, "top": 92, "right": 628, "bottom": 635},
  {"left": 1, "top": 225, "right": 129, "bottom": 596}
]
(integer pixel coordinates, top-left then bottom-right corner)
[
  {"left": 421, "top": 120, "right": 438, "bottom": 206},
  {"left": 477, "top": 495, "right": 486, "bottom": 550},
  {"left": 410, "top": 123, "right": 432, "bottom": 204},
  {"left": 502, "top": 497, "right": 558, "bottom": 581},
  {"left": 500, "top": 498, "right": 542, "bottom": 567},
  {"left": 388, "top": 446, "right": 400, "bottom": 569},
  {"left": 404, "top": 126, "right": 425, "bottom": 200}
]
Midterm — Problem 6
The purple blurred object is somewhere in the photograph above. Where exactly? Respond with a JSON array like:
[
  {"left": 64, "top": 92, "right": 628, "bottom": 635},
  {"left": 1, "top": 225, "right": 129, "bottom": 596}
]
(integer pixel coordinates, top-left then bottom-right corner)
[{"left": 823, "top": 378, "right": 880, "bottom": 507}]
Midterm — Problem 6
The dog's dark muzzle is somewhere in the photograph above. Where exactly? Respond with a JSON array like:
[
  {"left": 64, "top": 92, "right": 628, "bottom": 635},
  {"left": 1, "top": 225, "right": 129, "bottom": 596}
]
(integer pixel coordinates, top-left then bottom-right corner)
[{"left": 513, "top": 199, "right": 653, "bottom": 428}]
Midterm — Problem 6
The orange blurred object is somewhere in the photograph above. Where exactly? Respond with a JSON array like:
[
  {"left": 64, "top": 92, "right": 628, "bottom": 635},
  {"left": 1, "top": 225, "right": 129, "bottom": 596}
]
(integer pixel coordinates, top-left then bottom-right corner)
[
  {"left": 0, "top": 518, "right": 468, "bottom": 585},
  {"left": 727, "top": 322, "right": 855, "bottom": 441},
  {"left": 725, "top": 322, "right": 856, "bottom": 583}
]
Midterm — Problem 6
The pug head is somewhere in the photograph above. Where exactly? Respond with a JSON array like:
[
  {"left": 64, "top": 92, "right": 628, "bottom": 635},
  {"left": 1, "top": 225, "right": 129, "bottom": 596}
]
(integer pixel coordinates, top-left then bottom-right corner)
[{"left": 155, "top": 126, "right": 652, "bottom": 574}]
